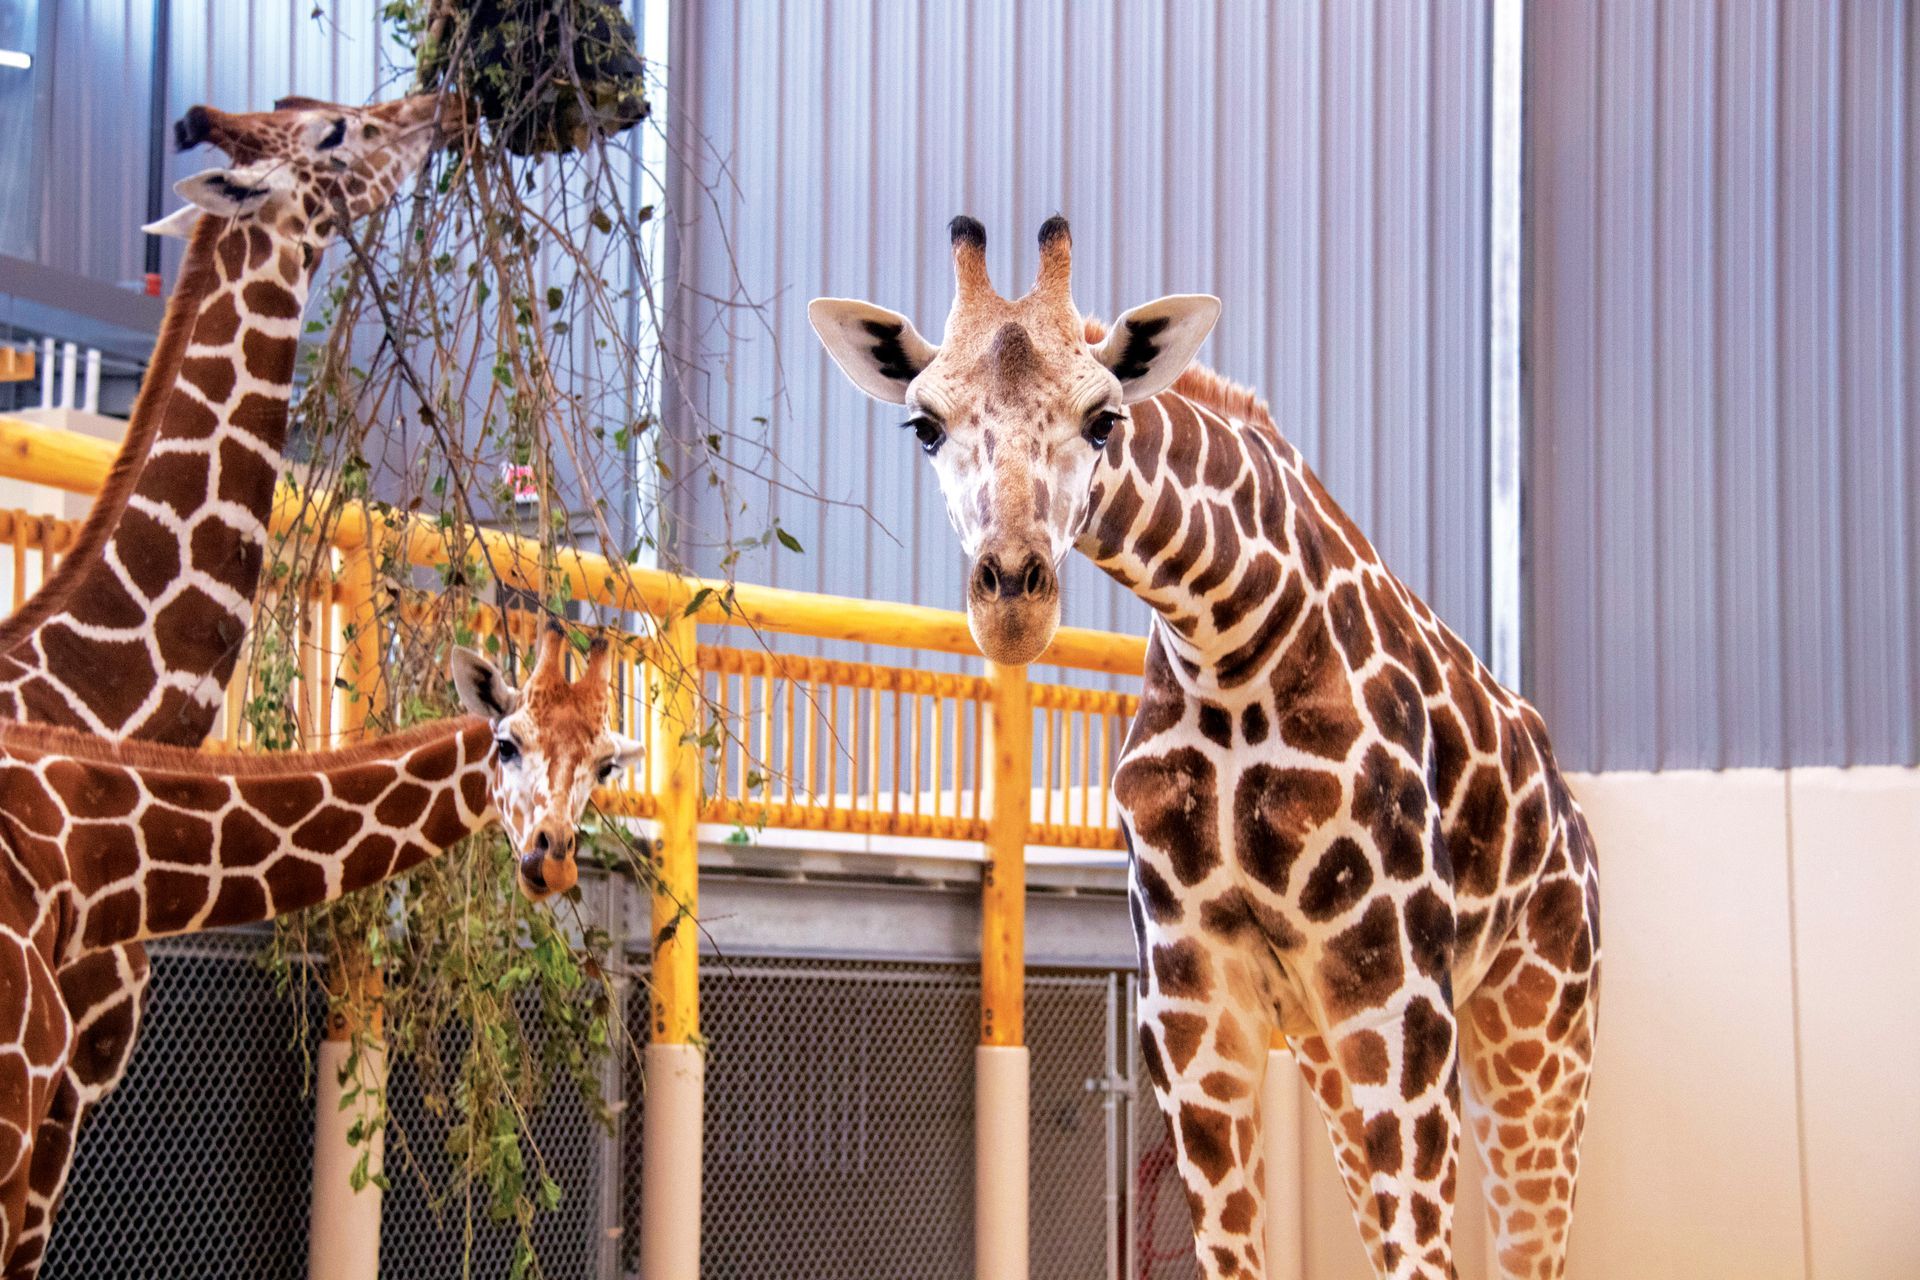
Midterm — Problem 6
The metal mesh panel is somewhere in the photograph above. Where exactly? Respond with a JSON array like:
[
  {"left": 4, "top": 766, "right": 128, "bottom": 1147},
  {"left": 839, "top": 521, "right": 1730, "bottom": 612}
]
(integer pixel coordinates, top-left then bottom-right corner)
[
  {"left": 1026, "top": 975, "right": 1116, "bottom": 1280},
  {"left": 44, "top": 930, "right": 324, "bottom": 1280}
]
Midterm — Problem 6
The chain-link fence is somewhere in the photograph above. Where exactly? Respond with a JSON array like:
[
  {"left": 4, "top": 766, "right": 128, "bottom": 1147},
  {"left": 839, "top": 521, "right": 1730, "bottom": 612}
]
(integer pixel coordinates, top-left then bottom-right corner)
[
  {"left": 44, "top": 893, "right": 1175, "bottom": 1280},
  {"left": 1127, "top": 974, "right": 1202, "bottom": 1280}
]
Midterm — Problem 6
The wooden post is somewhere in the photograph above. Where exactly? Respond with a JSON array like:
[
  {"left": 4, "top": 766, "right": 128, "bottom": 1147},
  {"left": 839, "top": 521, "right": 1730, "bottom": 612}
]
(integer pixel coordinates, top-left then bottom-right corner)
[
  {"left": 309, "top": 539, "right": 386, "bottom": 1280},
  {"left": 641, "top": 612, "right": 703, "bottom": 1279},
  {"left": 1262, "top": 1030, "right": 1304, "bottom": 1280},
  {"left": 977, "top": 660, "right": 1030, "bottom": 1280}
]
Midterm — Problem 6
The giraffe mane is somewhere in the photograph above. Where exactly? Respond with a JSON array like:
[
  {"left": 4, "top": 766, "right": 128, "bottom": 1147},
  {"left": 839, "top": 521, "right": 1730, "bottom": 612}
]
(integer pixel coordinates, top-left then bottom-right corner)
[
  {"left": 0, "top": 715, "right": 486, "bottom": 777},
  {"left": 0, "top": 215, "right": 228, "bottom": 652},
  {"left": 1081, "top": 316, "right": 1275, "bottom": 428}
]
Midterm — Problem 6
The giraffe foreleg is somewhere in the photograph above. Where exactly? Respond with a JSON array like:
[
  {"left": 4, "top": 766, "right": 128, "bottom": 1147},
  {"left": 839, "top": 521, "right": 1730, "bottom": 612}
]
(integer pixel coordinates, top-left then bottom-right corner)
[
  {"left": 1289, "top": 1033, "right": 1389, "bottom": 1273},
  {"left": 1458, "top": 890, "right": 1599, "bottom": 1280},
  {"left": 1136, "top": 915, "right": 1277, "bottom": 1279}
]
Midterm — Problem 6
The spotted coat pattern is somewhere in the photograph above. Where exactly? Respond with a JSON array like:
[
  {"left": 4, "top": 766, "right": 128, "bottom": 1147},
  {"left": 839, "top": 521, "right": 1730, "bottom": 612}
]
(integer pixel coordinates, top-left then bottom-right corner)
[{"left": 0, "top": 91, "right": 451, "bottom": 1278}]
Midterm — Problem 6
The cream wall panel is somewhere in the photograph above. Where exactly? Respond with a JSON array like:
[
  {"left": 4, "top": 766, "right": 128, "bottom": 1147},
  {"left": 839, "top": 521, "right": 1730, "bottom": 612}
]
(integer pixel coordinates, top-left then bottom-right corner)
[{"left": 1787, "top": 768, "right": 1920, "bottom": 1280}]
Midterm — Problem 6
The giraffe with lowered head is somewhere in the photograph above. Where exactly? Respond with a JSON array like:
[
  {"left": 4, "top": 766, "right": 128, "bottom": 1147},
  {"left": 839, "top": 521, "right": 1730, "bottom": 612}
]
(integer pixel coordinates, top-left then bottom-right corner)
[
  {"left": 811, "top": 218, "right": 1600, "bottom": 1279},
  {"left": 0, "top": 90, "right": 456, "bottom": 1276},
  {"left": 0, "top": 624, "right": 640, "bottom": 1263}
]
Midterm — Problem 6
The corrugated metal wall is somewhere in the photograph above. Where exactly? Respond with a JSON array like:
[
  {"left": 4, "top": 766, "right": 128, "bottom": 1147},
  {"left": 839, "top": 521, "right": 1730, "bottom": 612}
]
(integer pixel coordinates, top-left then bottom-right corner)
[
  {"left": 665, "top": 0, "right": 1492, "bottom": 666},
  {"left": 1525, "top": 0, "right": 1919, "bottom": 770},
  {"left": 28, "top": 0, "right": 383, "bottom": 288}
]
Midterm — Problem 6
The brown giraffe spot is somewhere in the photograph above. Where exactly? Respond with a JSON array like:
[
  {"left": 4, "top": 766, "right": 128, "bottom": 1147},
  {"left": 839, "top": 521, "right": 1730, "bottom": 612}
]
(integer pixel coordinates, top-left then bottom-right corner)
[
  {"left": 293, "top": 806, "right": 364, "bottom": 853},
  {"left": 374, "top": 781, "right": 431, "bottom": 829},
  {"left": 1328, "top": 581, "right": 1374, "bottom": 668},
  {"left": 1455, "top": 907, "right": 1489, "bottom": 959},
  {"left": 1430, "top": 707, "right": 1470, "bottom": 809},
  {"left": 1548, "top": 980, "right": 1590, "bottom": 1042},
  {"left": 244, "top": 225, "right": 273, "bottom": 270},
  {"left": 1292, "top": 510, "right": 1330, "bottom": 588},
  {"left": 1088, "top": 474, "right": 1145, "bottom": 562},
  {"left": 1219, "top": 1188, "right": 1257, "bottom": 1234},
  {"left": 180, "top": 356, "right": 236, "bottom": 403},
  {"left": 1299, "top": 837, "right": 1374, "bottom": 922},
  {"left": 343, "top": 833, "right": 399, "bottom": 892},
  {"left": 1210, "top": 552, "right": 1280, "bottom": 635},
  {"left": 1201, "top": 1071, "right": 1250, "bottom": 1102},
  {"left": 1137, "top": 862, "right": 1183, "bottom": 924},
  {"left": 1269, "top": 615, "right": 1363, "bottom": 760},
  {"left": 140, "top": 450, "right": 213, "bottom": 519},
  {"left": 1114, "top": 748, "right": 1218, "bottom": 886},
  {"left": 1162, "top": 400, "right": 1204, "bottom": 488},
  {"left": 1178, "top": 1101, "right": 1236, "bottom": 1185},
  {"left": 1525, "top": 879, "right": 1586, "bottom": 971},
  {"left": 407, "top": 738, "right": 461, "bottom": 782},
  {"left": 421, "top": 790, "right": 468, "bottom": 848},
  {"left": 33, "top": 639, "right": 149, "bottom": 728},
  {"left": 1208, "top": 1247, "right": 1240, "bottom": 1275},
  {"left": 1151, "top": 505, "right": 1210, "bottom": 591},
  {"left": 460, "top": 768, "right": 489, "bottom": 817},
  {"left": 1449, "top": 667, "right": 1499, "bottom": 752},
  {"left": 237, "top": 774, "right": 323, "bottom": 827},
  {"left": 1231, "top": 762, "right": 1342, "bottom": 894},
  {"left": 1139, "top": 1025, "right": 1170, "bottom": 1092},
  {"left": 1134, "top": 485, "right": 1185, "bottom": 564},
  {"left": 264, "top": 855, "right": 327, "bottom": 908},
  {"left": 216, "top": 229, "right": 247, "bottom": 278},
  {"left": 1364, "top": 1113, "right": 1403, "bottom": 1173},
  {"left": 1351, "top": 744, "right": 1429, "bottom": 880},
  {"left": 1126, "top": 405, "right": 1162, "bottom": 484},
  {"left": 1412, "top": 1194, "right": 1443, "bottom": 1244},
  {"left": 1319, "top": 898, "right": 1404, "bottom": 1022},
  {"left": 1364, "top": 666, "right": 1428, "bottom": 761},
  {"left": 241, "top": 280, "right": 301, "bottom": 320},
  {"left": 84, "top": 888, "right": 142, "bottom": 950},
  {"left": 1412, "top": 1106, "right": 1450, "bottom": 1179},
  {"left": 75, "top": 822, "right": 139, "bottom": 883},
  {"left": 1159, "top": 1012, "right": 1209, "bottom": 1074},
  {"left": 135, "top": 686, "right": 215, "bottom": 746},
  {"left": 44, "top": 760, "right": 139, "bottom": 818},
  {"left": 1200, "top": 415, "right": 1241, "bottom": 490},
  {"left": 1216, "top": 573, "right": 1308, "bottom": 688},
  {"left": 1197, "top": 703, "right": 1232, "bottom": 748},
  {"left": 216, "top": 437, "right": 278, "bottom": 507},
  {"left": 139, "top": 806, "right": 215, "bottom": 863},
  {"left": 193, "top": 291, "right": 242, "bottom": 346},
  {"left": 163, "top": 394, "right": 220, "bottom": 440},
  {"left": 228, "top": 391, "right": 290, "bottom": 442},
  {"left": 68, "top": 571, "right": 145, "bottom": 630},
  {"left": 1450, "top": 767, "right": 1510, "bottom": 895},
  {"left": 328, "top": 763, "right": 396, "bottom": 807},
  {"left": 146, "top": 867, "right": 214, "bottom": 931},
  {"left": 148, "top": 774, "right": 231, "bottom": 813},
  {"left": 1400, "top": 997, "right": 1453, "bottom": 1100},
  {"left": 210, "top": 877, "right": 268, "bottom": 925},
  {"left": 219, "top": 809, "right": 279, "bottom": 867},
  {"left": 1214, "top": 1010, "right": 1254, "bottom": 1066},
  {"left": 1505, "top": 791, "right": 1550, "bottom": 886},
  {"left": 1404, "top": 886, "right": 1453, "bottom": 982},
  {"left": 1239, "top": 703, "right": 1269, "bottom": 745},
  {"left": 1502, "top": 716, "right": 1539, "bottom": 788},
  {"left": 1151, "top": 938, "right": 1213, "bottom": 1000},
  {"left": 1503, "top": 964, "right": 1558, "bottom": 1030},
  {"left": 113, "top": 507, "right": 182, "bottom": 599},
  {"left": 1198, "top": 889, "right": 1303, "bottom": 951},
  {"left": 1188, "top": 503, "right": 1243, "bottom": 596},
  {"left": 1338, "top": 1029, "right": 1391, "bottom": 1086}
]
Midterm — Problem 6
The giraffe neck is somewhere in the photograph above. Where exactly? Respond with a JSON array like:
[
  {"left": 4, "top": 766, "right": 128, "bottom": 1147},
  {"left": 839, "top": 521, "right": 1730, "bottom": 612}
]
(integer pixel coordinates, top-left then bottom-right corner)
[
  {"left": 1076, "top": 391, "right": 1376, "bottom": 697},
  {"left": 0, "top": 213, "right": 320, "bottom": 745},
  {"left": 0, "top": 717, "right": 494, "bottom": 960}
]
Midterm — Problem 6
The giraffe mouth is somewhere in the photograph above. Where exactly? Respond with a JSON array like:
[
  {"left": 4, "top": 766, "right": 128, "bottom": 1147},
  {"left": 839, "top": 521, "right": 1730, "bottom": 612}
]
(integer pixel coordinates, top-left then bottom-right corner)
[{"left": 517, "top": 853, "right": 551, "bottom": 898}]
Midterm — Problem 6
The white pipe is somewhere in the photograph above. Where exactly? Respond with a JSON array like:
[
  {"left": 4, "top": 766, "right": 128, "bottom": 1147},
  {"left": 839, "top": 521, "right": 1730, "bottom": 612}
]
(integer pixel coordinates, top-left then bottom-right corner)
[
  {"left": 59, "top": 342, "right": 76, "bottom": 410},
  {"left": 82, "top": 348, "right": 100, "bottom": 414},
  {"left": 307, "top": 1037, "right": 385, "bottom": 1280},
  {"left": 1262, "top": 1046, "right": 1304, "bottom": 1280},
  {"left": 975, "top": 1043, "right": 1029, "bottom": 1280},
  {"left": 38, "top": 338, "right": 53, "bottom": 408},
  {"left": 640, "top": 1042, "right": 705, "bottom": 1279}
]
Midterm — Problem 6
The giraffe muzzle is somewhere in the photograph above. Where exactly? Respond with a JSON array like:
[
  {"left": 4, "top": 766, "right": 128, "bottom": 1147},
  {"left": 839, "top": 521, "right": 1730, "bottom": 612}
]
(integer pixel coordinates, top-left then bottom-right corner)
[
  {"left": 517, "top": 828, "right": 579, "bottom": 900},
  {"left": 966, "top": 547, "right": 1060, "bottom": 665}
]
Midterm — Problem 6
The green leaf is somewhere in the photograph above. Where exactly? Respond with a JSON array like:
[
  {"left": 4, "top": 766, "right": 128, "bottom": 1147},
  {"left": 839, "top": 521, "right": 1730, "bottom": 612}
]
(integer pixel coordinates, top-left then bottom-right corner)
[{"left": 775, "top": 525, "right": 804, "bottom": 554}]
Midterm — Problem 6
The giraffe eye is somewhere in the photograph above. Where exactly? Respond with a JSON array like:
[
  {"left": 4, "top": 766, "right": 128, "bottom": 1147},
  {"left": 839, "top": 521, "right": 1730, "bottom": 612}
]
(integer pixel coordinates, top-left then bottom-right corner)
[
  {"left": 904, "top": 414, "right": 944, "bottom": 457},
  {"left": 362, "top": 122, "right": 382, "bottom": 141},
  {"left": 317, "top": 118, "right": 347, "bottom": 150},
  {"left": 1084, "top": 409, "right": 1121, "bottom": 451},
  {"left": 595, "top": 760, "right": 615, "bottom": 783},
  {"left": 495, "top": 737, "right": 521, "bottom": 765}
]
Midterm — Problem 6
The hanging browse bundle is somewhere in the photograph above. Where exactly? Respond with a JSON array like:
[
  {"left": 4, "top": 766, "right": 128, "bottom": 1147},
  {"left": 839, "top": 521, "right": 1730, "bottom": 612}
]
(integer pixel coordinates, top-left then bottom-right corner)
[{"left": 420, "top": 0, "right": 649, "bottom": 156}]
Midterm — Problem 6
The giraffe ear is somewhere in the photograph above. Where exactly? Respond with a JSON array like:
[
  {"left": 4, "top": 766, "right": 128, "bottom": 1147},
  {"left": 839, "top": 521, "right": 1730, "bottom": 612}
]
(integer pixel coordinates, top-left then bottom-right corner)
[
  {"left": 1096, "top": 295, "right": 1222, "bottom": 405},
  {"left": 808, "top": 298, "right": 938, "bottom": 405},
  {"left": 450, "top": 647, "right": 522, "bottom": 721},
  {"left": 168, "top": 163, "right": 290, "bottom": 222},
  {"left": 141, "top": 206, "right": 203, "bottom": 239}
]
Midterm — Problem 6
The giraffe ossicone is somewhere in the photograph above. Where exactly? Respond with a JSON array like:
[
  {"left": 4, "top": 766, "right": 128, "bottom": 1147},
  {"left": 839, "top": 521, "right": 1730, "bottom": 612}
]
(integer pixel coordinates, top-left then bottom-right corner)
[
  {"left": 813, "top": 218, "right": 1601, "bottom": 1280},
  {"left": 0, "top": 626, "right": 639, "bottom": 1256}
]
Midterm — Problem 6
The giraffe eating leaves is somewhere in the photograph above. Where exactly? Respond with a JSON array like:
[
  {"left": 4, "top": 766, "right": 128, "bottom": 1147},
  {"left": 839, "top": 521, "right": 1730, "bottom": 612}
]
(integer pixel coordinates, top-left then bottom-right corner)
[
  {"left": 812, "top": 219, "right": 1601, "bottom": 1280},
  {"left": 0, "top": 90, "right": 456, "bottom": 1277},
  {"left": 0, "top": 625, "right": 640, "bottom": 1259}
]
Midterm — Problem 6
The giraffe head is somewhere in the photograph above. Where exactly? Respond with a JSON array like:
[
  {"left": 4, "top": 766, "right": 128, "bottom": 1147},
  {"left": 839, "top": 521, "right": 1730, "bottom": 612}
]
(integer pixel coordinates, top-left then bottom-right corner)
[
  {"left": 142, "top": 92, "right": 460, "bottom": 245},
  {"left": 810, "top": 217, "right": 1219, "bottom": 664},
  {"left": 450, "top": 624, "right": 643, "bottom": 900}
]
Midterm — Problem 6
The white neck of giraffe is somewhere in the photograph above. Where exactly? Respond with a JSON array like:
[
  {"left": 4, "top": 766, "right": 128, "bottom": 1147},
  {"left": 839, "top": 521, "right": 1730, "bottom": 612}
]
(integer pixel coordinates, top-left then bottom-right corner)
[
  {"left": 50, "top": 718, "right": 497, "bottom": 960},
  {"left": 1074, "top": 391, "right": 1354, "bottom": 697}
]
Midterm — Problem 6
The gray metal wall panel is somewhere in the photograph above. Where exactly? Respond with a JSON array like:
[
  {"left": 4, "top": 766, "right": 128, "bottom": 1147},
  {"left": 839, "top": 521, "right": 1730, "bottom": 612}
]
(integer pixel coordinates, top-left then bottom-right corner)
[
  {"left": 1526, "top": 0, "right": 1919, "bottom": 769},
  {"left": 666, "top": 0, "right": 1492, "bottom": 668}
]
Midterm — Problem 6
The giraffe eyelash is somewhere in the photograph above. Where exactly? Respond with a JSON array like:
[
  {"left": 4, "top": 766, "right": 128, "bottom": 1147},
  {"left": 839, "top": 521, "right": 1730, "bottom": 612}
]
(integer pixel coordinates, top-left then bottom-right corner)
[{"left": 902, "top": 414, "right": 945, "bottom": 457}]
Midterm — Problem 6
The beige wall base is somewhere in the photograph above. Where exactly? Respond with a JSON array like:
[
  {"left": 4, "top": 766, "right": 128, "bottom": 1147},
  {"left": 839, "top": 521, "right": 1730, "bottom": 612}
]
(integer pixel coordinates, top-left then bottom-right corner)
[
  {"left": 975, "top": 1044, "right": 1029, "bottom": 1280},
  {"left": 307, "top": 1038, "right": 384, "bottom": 1280},
  {"left": 640, "top": 1043, "right": 705, "bottom": 1280}
]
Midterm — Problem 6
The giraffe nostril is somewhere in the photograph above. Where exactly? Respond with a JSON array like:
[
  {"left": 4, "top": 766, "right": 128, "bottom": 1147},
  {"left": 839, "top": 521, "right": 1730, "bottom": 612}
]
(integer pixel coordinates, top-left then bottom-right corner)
[
  {"left": 535, "top": 830, "right": 551, "bottom": 856},
  {"left": 1021, "top": 555, "right": 1051, "bottom": 598},
  {"left": 974, "top": 557, "right": 1001, "bottom": 599}
]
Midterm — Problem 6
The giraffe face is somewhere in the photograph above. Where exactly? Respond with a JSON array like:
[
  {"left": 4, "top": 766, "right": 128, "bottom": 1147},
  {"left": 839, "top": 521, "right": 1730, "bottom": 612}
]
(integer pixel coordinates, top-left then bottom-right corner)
[
  {"left": 144, "top": 92, "right": 459, "bottom": 246},
  {"left": 451, "top": 629, "right": 642, "bottom": 901},
  {"left": 810, "top": 217, "right": 1220, "bottom": 664}
]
